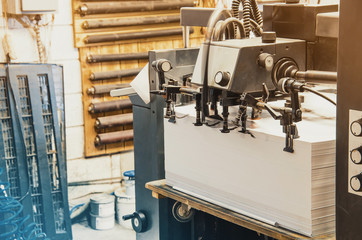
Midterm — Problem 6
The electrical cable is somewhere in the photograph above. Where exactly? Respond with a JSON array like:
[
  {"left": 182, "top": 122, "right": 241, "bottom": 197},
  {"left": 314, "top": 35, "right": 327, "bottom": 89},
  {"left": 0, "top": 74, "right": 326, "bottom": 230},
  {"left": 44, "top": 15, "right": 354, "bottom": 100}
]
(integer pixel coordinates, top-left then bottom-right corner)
[
  {"left": 0, "top": 168, "right": 49, "bottom": 240},
  {"left": 231, "top": 0, "right": 263, "bottom": 38},
  {"left": 213, "top": 17, "right": 246, "bottom": 40},
  {"left": 301, "top": 86, "right": 336, "bottom": 106},
  {"left": 242, "top": 0, "right": 252, "bottom": 37}
]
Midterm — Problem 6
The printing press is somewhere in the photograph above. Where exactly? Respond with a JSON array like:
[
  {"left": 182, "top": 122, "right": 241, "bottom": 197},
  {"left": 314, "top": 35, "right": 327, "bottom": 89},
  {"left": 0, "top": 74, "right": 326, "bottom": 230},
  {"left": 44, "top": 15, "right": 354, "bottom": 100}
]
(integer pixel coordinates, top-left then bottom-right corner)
[{"left": 122, "top": 1, "right": 345, "bottom": 239}]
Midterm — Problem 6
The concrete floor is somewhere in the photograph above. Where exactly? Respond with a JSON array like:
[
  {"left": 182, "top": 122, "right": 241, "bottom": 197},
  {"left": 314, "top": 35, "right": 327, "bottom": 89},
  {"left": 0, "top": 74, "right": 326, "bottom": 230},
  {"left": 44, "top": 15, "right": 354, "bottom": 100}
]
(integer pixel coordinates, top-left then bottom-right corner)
[{"left": 72, "top": 219, "right": 136, "bottom": 240}]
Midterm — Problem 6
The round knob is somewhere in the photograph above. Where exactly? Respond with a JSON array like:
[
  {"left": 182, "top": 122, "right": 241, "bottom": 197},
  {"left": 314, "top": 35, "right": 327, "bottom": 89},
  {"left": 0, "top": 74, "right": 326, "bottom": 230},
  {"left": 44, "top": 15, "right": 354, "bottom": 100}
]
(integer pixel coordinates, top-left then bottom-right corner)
[
  {"left": 214, "top": 71, "right": 230, "bottom": 87},
  {"left": 122, "top": 211, "right": 147, "bottom": 233},
  {"left": 262, "top": 31, "right": 276, "bottom": 43},
  {"left": 131, "top": 211, "right": 147, "bottom": 233},
  {"left": 351, "top": 119, "right": 362, "bottom": 136},
  {"left": 152, "top": 59, "right": 172, "bottom": 73},
  {"left": 258, "top": 53, "right": 274, "bottom": 71},
  {"left": 351, "top": 146, "right": 362, "bottom": 164},
  {"left": 350, "top": 174, "right": 362, "bottom": 192}
]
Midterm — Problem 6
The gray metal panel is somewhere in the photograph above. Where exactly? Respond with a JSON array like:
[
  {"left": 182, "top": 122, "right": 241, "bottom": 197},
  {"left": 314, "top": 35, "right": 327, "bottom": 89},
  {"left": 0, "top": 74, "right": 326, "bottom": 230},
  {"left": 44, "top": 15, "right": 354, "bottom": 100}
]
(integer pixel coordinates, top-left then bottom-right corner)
[
  {"left": 207, "top": 38, "right": 306, "bottom": 94},
  {"left": 132, "top": 96, "right": 168, "bottom": 239},
  {"left": 336, "top": 0, "right": 362, "bottom": 239},
  {"left": 181, "top": 7, "right": 218, "bottom": 27},
  {"left": 149, "top": 48, "right": 199, "bottom": 91},
  {"left": 180, "top": 7, "right": 243, "bottom": 27},
  {"left": 263, "top": 3, "right": 338, "bottom": 41},
  {"left": 316, "top": 12, "right": 339, "bottom": 38}
]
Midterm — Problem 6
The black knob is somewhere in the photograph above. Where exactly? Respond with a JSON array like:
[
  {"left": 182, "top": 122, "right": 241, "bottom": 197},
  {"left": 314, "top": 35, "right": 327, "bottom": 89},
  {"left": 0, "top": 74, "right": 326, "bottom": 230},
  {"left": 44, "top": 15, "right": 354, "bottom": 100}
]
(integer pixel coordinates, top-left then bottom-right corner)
[
  {"left": 132, "top": 211, "right": 147, "bottom": 233},
  {"left": 351, "top": 174, "right": 362, "bottom": 192},
  {"left": 351, "top": 119, "right": 362, "bottom": 136},
  {"left": 123, "top": 211, "right": 147, "bottom": 233},
  {"left": 122, "top": 213, "right": 135, "bottom": 221},
  {"left": 351, "top": 146, "right": 362, "bottom": 164},
  {"left": 214, "top": 71, "right": 230, "bottom": 87}
]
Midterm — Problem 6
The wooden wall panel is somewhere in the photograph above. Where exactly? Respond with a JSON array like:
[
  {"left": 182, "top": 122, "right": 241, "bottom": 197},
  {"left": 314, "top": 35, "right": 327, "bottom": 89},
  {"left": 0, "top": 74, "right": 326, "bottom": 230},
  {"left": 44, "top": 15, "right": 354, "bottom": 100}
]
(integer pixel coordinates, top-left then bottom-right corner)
[{"left": 72, "top": 0, "right": 205, "bottom": 157}]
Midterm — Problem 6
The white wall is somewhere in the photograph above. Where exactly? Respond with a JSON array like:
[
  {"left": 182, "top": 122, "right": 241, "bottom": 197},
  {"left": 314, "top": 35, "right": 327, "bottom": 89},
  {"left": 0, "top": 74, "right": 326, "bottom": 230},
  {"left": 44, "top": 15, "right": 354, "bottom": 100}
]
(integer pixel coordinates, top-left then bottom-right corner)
[{"left": 0, "top": 0, "right": 134, "bottom": 200}]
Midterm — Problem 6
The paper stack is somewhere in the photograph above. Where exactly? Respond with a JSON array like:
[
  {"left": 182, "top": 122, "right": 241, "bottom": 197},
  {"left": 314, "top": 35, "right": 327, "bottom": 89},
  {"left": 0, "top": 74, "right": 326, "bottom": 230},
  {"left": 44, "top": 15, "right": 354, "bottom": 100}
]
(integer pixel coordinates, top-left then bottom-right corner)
[{"left": 164, "top": 92, "right": 336, "bottom": 236}]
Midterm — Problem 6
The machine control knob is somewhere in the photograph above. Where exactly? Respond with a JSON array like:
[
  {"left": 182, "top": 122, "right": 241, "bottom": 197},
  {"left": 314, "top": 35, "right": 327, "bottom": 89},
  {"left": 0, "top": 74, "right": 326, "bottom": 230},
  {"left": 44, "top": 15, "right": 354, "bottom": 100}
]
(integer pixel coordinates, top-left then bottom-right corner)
[
  {"left": 214, "top": 71, "right": 230, "bottom": 86},
  {"left": 152, "top": 59, "right": 172, "bottom": 73},
  {"left": 350, "top": 174, "right": 362, "bottom": 192},
  {"left": 351, "top": 146, "right": 362, "bottom": 164},
  {"left": 122, "top": 211, "right": 147, "bottom": 233},
  {"left": 262, "top": 31, "right": 276, "bottom": 43},
  {"left": 258, "top": 53, "right": 274, "bottom": 71},
  {"left": 351, "top": 119, "right": 362, "bottom": 136}
]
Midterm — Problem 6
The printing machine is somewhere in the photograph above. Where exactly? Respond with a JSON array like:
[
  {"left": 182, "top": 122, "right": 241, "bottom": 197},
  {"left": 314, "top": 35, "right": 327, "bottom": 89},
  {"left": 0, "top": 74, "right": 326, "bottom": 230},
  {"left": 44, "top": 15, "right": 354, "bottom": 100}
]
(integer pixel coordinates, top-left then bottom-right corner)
[{"left": 120, "top": 0, "right": 362, "bottom": 239}]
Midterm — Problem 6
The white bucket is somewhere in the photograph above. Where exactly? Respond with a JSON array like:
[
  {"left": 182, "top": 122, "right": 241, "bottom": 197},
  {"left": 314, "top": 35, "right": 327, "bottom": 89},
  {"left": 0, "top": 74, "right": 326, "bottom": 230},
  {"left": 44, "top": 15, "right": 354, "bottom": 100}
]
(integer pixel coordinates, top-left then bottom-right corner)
[
  {"left": 90, "top": 212, "right": 115, "bottom": 230},
  {"left": 115, "top": 189, "right": 135, "bottom": 229},
  {"left": 90, "top": 194, "right": 115, "bottom": 217},
  {"left": 125, "top": 179, "right": 135, "bottom": 197}
]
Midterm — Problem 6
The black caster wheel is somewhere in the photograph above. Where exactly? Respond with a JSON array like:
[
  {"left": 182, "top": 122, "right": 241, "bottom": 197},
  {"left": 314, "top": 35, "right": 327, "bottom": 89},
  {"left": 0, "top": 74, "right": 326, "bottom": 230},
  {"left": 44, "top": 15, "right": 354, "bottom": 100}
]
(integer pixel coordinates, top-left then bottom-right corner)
[{"left": 172, "top": 201, "right": 195, "bottom": 223}]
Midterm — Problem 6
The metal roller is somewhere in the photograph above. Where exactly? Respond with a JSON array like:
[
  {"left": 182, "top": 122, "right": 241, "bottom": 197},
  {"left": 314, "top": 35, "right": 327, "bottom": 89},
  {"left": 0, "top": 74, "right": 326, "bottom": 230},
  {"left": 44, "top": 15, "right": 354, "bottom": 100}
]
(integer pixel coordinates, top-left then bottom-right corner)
[
  {"left": 87, "top": 83, "right": 131, "bottom": 95},
  {"left": 95, "top": 113, "right": 133, "bottom": 129},
  {"left": 90, "top": 68, "right": 142, "bottom": 81},
  {"left": 87, "top": 52, "right": 148, "bottom": 63},
  {"left": 294, "top": 70, "right": 337, "bottom": 82},
  {"left": 95, "top": 130, "right": 134, "bottom": 146},
  {"left": 84, "top": 27, "right": 193, "bottom": 44},
  {"left": 82, "top": 15, "right": 180, "bottom": 29},
  {"left": 89, "top": 99, "right": 132, "bottom": 113},
  {"left": 79, "top": 0, "right": 194, "bottom": 16}
]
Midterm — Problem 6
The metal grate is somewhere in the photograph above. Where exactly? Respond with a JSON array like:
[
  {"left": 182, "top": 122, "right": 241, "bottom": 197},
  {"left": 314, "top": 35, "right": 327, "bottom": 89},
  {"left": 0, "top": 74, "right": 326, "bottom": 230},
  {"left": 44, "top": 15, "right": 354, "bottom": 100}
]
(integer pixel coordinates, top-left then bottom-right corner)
[
  {"left": 0, "top": 77, "right": 20, "bottom": 198},
  {"left": 17, "top": 76, "right": 44, "bottom": 232},
  {"left": 38, "top": 74, "right": 66, "bottom": 233}
]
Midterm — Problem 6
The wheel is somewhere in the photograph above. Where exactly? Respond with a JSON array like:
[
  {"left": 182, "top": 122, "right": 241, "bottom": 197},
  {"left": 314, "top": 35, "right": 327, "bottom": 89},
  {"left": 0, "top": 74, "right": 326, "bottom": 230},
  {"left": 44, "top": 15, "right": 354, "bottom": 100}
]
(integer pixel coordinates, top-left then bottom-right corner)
[
  {"left": 130, "top": 211, "right": 147, "bottom": 233},
  {"left": 172, "top": 202, "right": 195, "bottom": 223}
]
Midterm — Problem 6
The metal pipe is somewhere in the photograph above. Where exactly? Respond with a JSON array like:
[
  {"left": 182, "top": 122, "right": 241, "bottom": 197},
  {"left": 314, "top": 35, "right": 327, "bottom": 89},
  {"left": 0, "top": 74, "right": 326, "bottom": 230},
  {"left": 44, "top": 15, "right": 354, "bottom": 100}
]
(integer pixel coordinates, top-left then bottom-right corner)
[
  {"left": 90, "top": 68, "right": 142, "bottom": 81},
  {"left": 82, "top": 15, "right": 180, "bottom": 29},
  {"left": 183, "top": 26, "right": 190, "bottom": 48},
  {"left": 295, "top": 70, "right": 337, "bottom": 82},
  {"left": 87, "top": 52, "right": 148, "bottom": 63},
  {"left": 87, "top": 83, "right": 131, "bottom": 95},
  {"left": 89, "top": 99, "right": 132, "bottom": 113},
  {"left": 95, "top": 130, "right": 134, "bottom": 146},
  {"left": 84, "top": 27, "right": 193, "bottom": 44},
  {"left": 95, "top": 113, "right": 133, "bottom": 129},
  {"left": 79, "top": 1, "right": 195, "bottom": 15}
]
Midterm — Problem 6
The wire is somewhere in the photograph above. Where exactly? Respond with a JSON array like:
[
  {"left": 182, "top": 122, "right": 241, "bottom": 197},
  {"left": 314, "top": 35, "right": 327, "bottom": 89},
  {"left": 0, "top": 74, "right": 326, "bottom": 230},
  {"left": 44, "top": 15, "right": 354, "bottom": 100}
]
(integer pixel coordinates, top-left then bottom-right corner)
[
  {"left": 0, "top": 168, "right": 49, "bottom": 240},
  {"left": 301, "top": 86, "right": 336, "bottom": 106}
]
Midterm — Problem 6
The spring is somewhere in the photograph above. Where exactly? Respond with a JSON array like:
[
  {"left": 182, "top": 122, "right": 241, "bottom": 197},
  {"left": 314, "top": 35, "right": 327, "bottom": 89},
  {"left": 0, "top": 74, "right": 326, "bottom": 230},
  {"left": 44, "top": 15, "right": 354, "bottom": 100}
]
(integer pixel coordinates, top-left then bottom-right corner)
[
  {"left": 242, "top": 0, "right": 252, "bottom": 38},
  {"left": 251, "top": 0, "right": 263, "bottom": 26},
  {"left": 33, "top": 24, "right": 45, "bottom": 63},
  {"left": 0, "top": 168, "right": 49, "bottom": 240},
  {"left": 231, "top": 0, "right": 242, "bottom": 35},
  {"left": 231, "top": 0, "right": 263, "bottom": 38}
]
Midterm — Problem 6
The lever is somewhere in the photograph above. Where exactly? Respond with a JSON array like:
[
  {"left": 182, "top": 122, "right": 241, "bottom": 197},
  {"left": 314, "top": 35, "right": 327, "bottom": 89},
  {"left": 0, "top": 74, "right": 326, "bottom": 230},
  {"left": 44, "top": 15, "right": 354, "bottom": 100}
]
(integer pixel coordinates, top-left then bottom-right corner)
[{"left": 152, "top": 59, "right": 172, "bottom": 90}]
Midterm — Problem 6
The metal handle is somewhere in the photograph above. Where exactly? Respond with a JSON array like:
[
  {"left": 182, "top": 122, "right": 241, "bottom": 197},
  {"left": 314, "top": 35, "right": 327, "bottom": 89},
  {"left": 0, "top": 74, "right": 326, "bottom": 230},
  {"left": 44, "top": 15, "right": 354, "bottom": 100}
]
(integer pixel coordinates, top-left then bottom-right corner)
[{"left": 122, "top": 213, "right": 135, "bottom": 221}]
